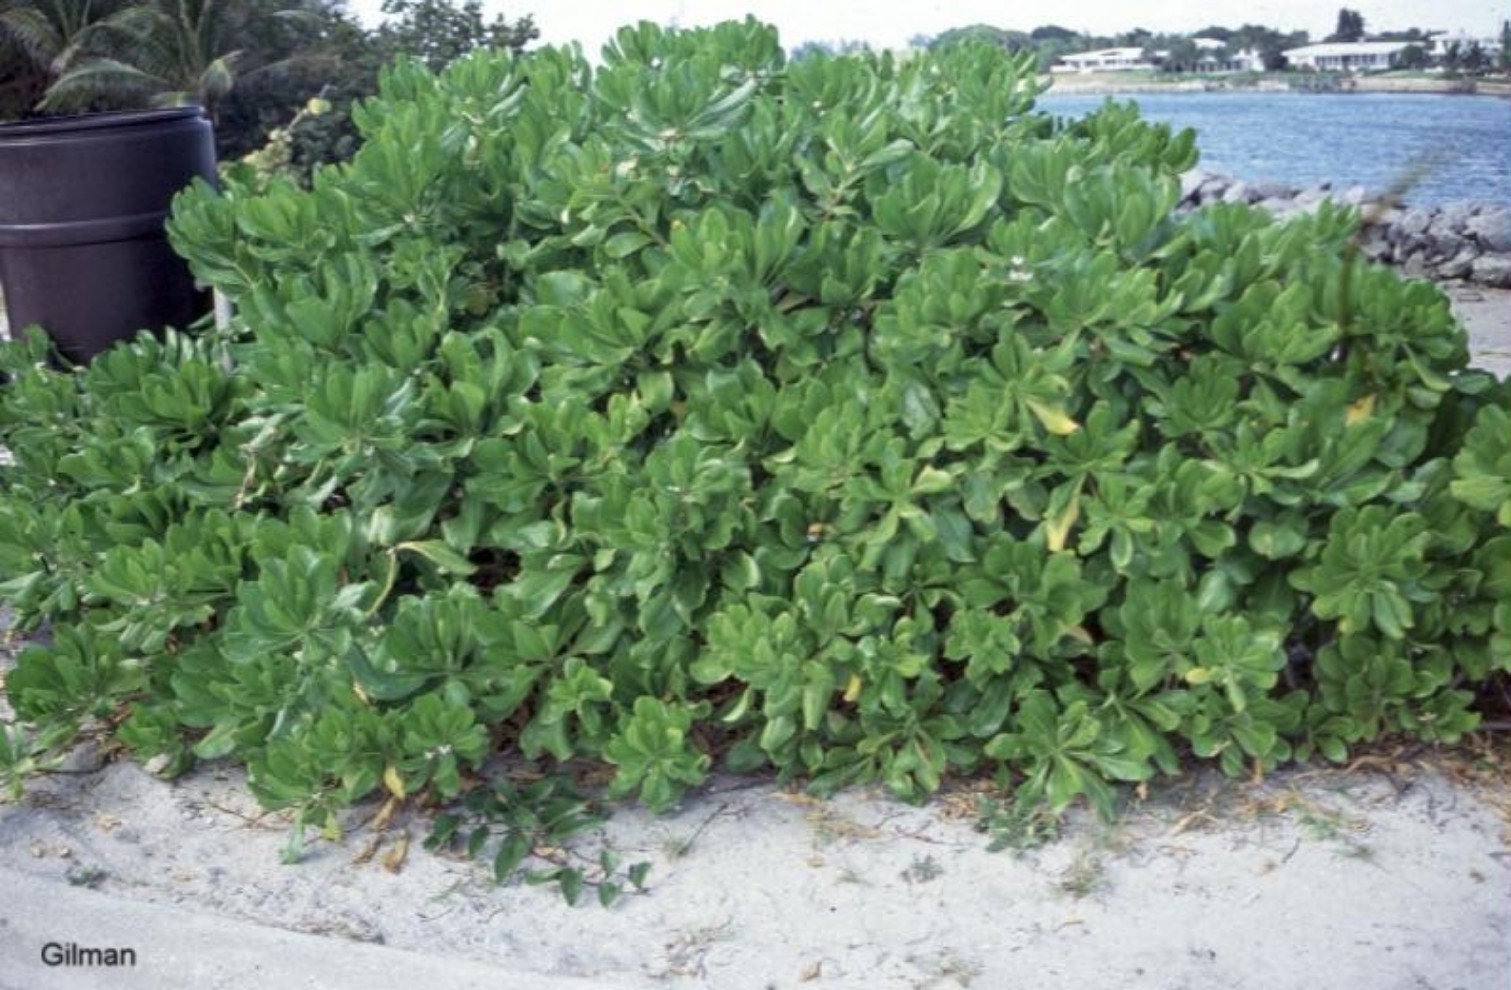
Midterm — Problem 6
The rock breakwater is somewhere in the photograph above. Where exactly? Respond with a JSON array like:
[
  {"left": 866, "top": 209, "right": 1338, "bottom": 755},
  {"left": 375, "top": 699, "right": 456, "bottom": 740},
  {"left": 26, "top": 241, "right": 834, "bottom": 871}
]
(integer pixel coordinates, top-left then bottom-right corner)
[{"left": 1179, "top": 169, "right": 1511, "bottom": 288}]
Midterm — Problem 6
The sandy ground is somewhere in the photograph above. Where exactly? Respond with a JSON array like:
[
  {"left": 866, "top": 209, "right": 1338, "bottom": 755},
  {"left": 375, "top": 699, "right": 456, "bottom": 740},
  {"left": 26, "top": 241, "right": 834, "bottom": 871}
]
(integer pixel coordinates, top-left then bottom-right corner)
[
  {"left": 2, "top": 730, "right": 1509, "bottom": 989},
  {"left": 0, "top": 288, "right": 1507, "bottom": 990},
  {"left": 6, "top": 727, "right": 1511, "bottom": 990},
  {"left": 1445, "top": 284, "right": 1511, "bottom": 380}
]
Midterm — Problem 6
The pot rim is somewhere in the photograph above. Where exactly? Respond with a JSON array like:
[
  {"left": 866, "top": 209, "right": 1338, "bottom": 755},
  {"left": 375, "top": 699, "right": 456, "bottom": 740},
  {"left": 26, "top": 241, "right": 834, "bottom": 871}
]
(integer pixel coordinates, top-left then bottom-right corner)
[{"left": 0, "top": 106, "right": 207, "bottom": 138}]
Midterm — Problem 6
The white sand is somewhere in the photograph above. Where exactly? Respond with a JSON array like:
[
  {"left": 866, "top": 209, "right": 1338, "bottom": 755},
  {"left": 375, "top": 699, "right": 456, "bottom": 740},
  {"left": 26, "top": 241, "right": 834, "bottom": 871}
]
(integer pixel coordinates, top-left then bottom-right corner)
[
  {"left": 1446, "top": 284, "right": 1511, "bottom": 380},
  {"left": 1, "top": 745, "right": 1507, "bottom": 988}
]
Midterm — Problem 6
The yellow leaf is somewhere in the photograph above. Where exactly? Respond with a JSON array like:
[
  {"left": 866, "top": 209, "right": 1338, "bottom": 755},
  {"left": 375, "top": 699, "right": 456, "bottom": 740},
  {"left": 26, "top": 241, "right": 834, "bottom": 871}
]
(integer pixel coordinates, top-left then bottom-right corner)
[
  {"left": 382, "top": 831, "right": 409, "bottom": 874},
  {"left": 1063, "top": 624, "right": 1094, "bottom": 646},
  {"left": 350, "top": 834, "right": 382, "bottom": 866},
  {"left": 772, "top": 792, "right": 822, "bottom": 807},
  {"left": 843, "top": 674, "right": 863, "bottom": 703},
  {"left": 1184, "top": 667, "right": 1213, "bottom": 685},
  {"left": 1045, "top": 492, "right": 1081, "bottom": 552},
  {"left": 1345, "top": 393, "right": 1376, "bottom": 425},
  {"left": 383, "top": 764, "right": 406, "bottom": 800},
  {"left": 1025, "top": 398, "right": 1080, "bottom": 436},
  {"left": 372, "top": 796, "right": 398, "bottom": 832}
]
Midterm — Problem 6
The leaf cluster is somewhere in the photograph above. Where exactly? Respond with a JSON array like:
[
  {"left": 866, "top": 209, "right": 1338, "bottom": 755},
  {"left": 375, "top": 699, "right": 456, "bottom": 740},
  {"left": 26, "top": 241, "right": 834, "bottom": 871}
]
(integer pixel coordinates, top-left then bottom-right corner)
[
  {"left": 1, "top": 21, "right": 1506, "bottom": 877},
  {"left": 425, "top": 773, "right": 650, "bottom": 906}
]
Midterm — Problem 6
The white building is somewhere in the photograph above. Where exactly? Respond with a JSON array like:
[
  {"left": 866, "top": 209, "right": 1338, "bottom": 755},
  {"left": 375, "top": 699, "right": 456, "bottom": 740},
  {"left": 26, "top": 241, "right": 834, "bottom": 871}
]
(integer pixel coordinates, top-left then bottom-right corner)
[
  {"left": 1192, "top": 47, "right": 1268, "bottom": 73},
  {"left": 1426, "top": 31, "right": 1504, "bottom": 57},
  {"left": 1052, "top": 47, "right": 1159, "bottom": 73},
  {"left": 1281, "top": 41, "right": 1411, "bottom": 71}
]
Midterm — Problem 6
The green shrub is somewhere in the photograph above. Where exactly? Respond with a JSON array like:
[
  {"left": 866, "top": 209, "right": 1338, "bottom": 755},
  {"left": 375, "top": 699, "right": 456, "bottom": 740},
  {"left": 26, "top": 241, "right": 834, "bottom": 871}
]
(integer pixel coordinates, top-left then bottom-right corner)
[{"left": 2, "top": 19, "right": 1507, "bottom": 852}]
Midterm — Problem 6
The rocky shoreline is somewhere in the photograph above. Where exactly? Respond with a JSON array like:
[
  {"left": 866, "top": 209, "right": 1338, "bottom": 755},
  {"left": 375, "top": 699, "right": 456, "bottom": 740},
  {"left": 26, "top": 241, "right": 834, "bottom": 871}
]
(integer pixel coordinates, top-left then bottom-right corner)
[{"left": 1179, "top": 169, "right": 1511, "bottom": 288}]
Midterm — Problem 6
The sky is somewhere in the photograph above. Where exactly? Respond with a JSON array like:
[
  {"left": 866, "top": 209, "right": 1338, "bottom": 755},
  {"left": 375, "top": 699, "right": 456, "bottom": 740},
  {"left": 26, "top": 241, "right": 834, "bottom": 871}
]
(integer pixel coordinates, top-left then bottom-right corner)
[{"left": 347, "top": 0, "right": 1509, "bottom": 53}]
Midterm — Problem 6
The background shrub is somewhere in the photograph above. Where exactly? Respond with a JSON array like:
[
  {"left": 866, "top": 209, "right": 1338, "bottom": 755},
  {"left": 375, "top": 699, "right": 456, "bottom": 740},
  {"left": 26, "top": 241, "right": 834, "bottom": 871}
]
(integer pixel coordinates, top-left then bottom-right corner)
[{"left": 1, "top": 20, "right": 1506, "bottom": 843}]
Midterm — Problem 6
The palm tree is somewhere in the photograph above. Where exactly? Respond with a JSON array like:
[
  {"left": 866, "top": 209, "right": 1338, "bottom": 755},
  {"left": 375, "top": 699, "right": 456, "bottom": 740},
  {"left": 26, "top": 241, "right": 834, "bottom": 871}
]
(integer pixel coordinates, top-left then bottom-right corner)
[
  {"left": 39, "top": 0, "right": 321, "bottom": 116},
  {"left": 0, "top": 34, "right": 46, "bottom": 116},
  {"left": 0, "top": 0, "right": 123, "bottom": 114},
  {"left": 0, "top": 0, "right": 118, "bottom": 78}
]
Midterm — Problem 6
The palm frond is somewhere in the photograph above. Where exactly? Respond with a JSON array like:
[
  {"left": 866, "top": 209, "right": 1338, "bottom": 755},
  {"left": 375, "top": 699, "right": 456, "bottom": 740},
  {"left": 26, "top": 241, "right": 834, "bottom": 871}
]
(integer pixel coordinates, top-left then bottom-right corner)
[
  {"left": 27, "top": 0, "right": 316, "bottom": 115},
  {"left": 198, "top": 49, "right": 236, "bottom": 103},
  {"left": 88, "top": 2, "right": 172, "bottom": 42},
  {"left": 270, "top": 7, "right": 323, "bottom": 31},
  {"left": 38, "top": 53, "right": 162, "bottom": 108},
  {"left": 75, "top": 5, "right": 177, "bottom": 75},
  {"left": 0, "top": 6, "right": 65, "bottom": 64},
  {"left": 146, "top": 87, "right": 193, "bottom": 106},
  {"left": 238, "top": 47, "right": 336, "bottom": 82}
]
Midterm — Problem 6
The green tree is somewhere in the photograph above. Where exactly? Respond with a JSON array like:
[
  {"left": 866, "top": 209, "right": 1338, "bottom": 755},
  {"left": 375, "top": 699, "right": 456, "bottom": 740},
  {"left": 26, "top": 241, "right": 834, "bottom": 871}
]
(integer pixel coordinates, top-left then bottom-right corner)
[
  {"left": 1459, "top": 41, "right": 1490, "bottom": 75},
  {"left": 1027, "top": 24, "right": 1097, "bottom": 72},
  {"left": 208, "top": 0, "right": 351, "bottom": 159},
  {"left": 1029, "top": 24, "right": 1077, "bottom": 42},
  {"left": 1328, "top": 8, "right": 1365, "bottom": 43},
  {"left": 371, "top": 0, "right": 535, "bottom": 73},
  {"left": 1374, "top": 27, "right": 1429, "bottom": 41},
  {"left": 0, "top": 30, "right": 47, "bottom": 117},
  {"left": 38, "top": 0, "right": 321, "bottom": 115},
  {"left": 1397, "top": 43, "right": 1429, "bottom": 69},
  {"left": 789, "top": 38, "right": 871, "bottom": 59},
  {"left": 1443, "top": 40, "right": 1464, "bottom": 74},
  {"left": 927, "top": 24, "right": 1031, "bottom": 54},
  {"left": 1230, "top": 23, "right": 1306, "bottom": 70},
  {"left": 0, "top": 0, "right": 125, "bottom": 116},
  {"left": 1151, "top": 36, "right": 1200, "bottom": 73}
]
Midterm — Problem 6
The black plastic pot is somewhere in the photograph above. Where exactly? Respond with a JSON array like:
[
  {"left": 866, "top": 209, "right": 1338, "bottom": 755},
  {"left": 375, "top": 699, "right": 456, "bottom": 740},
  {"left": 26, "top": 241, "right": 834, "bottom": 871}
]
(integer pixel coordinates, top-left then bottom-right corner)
[{"left": 0, "top": 107, "right": 216, "bottom": 364}]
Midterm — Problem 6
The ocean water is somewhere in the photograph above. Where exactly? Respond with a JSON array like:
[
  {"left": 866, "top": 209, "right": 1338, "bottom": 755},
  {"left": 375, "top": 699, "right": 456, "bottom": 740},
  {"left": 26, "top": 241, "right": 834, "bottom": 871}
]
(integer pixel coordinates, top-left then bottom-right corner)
[{"left": 1035, "top": 91, "right": 1511, "bottom": 209}]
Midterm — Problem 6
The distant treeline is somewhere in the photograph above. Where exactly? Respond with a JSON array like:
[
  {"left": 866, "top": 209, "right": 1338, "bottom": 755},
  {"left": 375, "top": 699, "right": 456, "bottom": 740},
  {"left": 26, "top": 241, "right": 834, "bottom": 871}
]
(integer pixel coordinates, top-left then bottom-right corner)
[{"left": 793, "top": 15, "right": 1511, "bottom": 76}]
